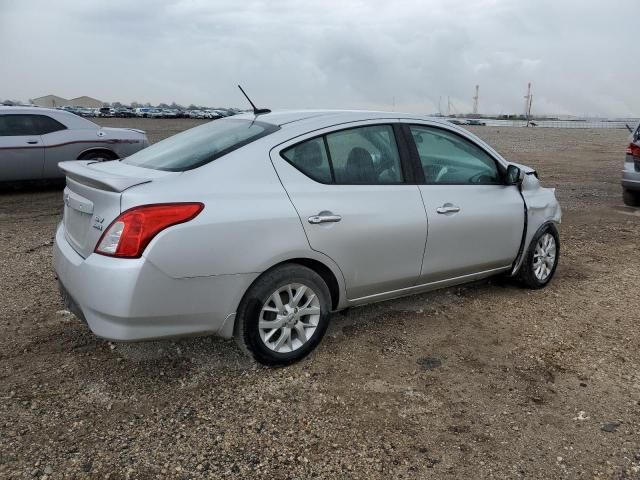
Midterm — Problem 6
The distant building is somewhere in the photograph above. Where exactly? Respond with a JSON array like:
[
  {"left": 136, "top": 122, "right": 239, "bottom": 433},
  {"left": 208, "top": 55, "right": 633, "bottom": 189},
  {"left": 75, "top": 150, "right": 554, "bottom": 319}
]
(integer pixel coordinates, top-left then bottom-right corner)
[
  {"left": 31, "top": 94, "right": 69, "bottom": 108},
  {"left": 31, "top": 94, "right": 105, "bottom": 108},
  {"left": 68, "top": 96, "right": 104, "bottom": 108}
]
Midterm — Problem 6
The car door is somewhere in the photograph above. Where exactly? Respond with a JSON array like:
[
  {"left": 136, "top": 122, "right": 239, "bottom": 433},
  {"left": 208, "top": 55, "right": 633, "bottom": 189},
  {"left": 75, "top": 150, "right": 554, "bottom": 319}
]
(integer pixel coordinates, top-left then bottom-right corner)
[
  {"left": 405, "top": 123, "right": 524, "bottom": 283},
  {"left": 271, "top": 122, "right": 428, "bottom": 301},
  {"left": 39, "top": 114, "right": 72, "bottom": 179},
  {"left": 0, "top": 114, "right": 44, "bottom": 181}
]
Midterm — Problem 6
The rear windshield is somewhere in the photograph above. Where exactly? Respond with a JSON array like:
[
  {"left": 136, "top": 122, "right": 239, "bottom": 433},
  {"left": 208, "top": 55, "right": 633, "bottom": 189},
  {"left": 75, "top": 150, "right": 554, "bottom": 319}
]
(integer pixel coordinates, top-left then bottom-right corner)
[{"left": 123, "top": 119, "right": 278, "bottom": 171}]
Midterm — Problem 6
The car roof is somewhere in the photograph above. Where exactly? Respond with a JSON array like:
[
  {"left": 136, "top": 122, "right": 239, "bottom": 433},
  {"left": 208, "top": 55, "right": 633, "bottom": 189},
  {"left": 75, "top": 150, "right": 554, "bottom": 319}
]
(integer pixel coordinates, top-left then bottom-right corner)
[
  {"left": 0, "top": 106, "right": 61, "bottom": 115},
  {"left": 0, "top": 105, "right": 98, "bottom": 129},
  {"left": 232, "top": 109, "right": 456, "bottom": 129},
  {"left": 232, "top": 109, "right": 507, "bottom": 166}
]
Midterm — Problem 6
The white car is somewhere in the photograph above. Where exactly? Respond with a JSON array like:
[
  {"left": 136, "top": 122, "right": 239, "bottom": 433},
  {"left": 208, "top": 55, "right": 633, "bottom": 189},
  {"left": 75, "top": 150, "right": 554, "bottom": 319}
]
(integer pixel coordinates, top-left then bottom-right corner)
[{"left": 0, "top": 106, "right": 148, "bottom": 181}]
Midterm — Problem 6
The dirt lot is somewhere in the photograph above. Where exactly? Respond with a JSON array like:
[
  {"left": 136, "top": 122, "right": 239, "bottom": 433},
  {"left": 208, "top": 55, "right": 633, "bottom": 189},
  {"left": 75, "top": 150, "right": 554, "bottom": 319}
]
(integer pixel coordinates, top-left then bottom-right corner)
[{"left": 1, "top": 119, "right": 639, "bottom": 479}]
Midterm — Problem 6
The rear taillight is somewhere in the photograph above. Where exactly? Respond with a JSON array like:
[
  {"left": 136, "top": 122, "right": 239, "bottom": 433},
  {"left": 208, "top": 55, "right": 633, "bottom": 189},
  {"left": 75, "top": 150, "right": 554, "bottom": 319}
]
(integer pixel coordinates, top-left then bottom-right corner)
[
  {"left": 95, "top": 203, "right": 204, "bottom": 258},
  {"left": 626, "top": 143, "right": 640, "bottom": 158}
]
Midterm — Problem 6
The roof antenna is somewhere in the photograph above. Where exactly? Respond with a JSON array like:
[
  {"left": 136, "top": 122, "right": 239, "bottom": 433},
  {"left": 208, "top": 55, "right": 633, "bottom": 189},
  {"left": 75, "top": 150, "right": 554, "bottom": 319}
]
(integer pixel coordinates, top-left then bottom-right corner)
[{"left": 238, "top": 85, "right": 271, "bottom": 115}]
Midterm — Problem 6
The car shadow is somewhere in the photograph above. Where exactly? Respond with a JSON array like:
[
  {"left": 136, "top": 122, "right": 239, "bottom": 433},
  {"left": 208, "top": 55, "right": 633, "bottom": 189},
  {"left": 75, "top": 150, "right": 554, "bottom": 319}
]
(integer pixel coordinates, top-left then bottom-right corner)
[{"left": 0, "top": 180, "right": 65, "bottom": 195}]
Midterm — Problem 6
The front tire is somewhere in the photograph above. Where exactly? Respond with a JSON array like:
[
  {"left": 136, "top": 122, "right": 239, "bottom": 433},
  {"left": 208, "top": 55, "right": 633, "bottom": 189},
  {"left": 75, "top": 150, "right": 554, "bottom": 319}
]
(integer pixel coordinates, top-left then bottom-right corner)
[
  {"left": 623, "top": 189, "right": 640, "bottom": 207},
  {"left": 235, "top": 264, "right": 331, "bottom": 366},
  {"left": 517, "top": 224, "right": 560, "bottom": 289}
]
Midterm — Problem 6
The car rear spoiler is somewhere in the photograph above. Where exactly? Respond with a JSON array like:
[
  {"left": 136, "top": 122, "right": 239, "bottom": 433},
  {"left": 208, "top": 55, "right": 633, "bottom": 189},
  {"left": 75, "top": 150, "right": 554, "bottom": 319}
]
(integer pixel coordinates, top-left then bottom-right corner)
[{"left": 59, "top": 161, "right": 152, "bottom": 193}]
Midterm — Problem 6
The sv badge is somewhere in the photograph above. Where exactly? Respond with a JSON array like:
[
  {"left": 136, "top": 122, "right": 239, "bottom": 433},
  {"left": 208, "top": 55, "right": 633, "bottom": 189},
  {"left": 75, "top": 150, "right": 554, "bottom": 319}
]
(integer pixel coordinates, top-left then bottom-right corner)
[{"left": 92, "top": 216, "right": 105, "bottom": 231}]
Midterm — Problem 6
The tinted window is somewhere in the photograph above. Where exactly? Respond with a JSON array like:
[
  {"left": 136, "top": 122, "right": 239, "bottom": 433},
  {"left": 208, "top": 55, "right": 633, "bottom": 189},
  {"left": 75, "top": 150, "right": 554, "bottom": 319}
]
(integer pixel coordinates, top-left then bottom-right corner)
[
  {"left": 409, "top": 125, "right": 501, "bottom": 184},
  {"left": 123, "top": 119, "right": 278, "bottom": 171},
  {"left": 326, "top": 125, "right": 403, "bottom": 184},
  {"left": 36, "top": 115, "right": 66, "bottom": 134},
  {"left": 0, "top": 114, "right": 66, "bottom": 136},
  {"left": 282, "top": 138, "right": 332, "bottom": 183}
]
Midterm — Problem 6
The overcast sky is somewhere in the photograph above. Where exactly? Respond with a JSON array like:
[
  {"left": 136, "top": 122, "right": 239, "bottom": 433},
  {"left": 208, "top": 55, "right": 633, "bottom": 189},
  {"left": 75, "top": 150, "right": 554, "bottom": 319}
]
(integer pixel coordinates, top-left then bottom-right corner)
[{"left": 1, "top": 0, "right": 637, "bottom": 116}]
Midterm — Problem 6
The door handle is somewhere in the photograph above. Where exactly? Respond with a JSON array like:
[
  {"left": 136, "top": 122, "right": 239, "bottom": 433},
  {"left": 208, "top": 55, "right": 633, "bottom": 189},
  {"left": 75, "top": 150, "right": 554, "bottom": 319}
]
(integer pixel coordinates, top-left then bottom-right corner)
[
  {"left": 308, "top": 213, "right": 342, "bottom": 224},
  {"left": 26, "top": 139, "right": 39, "bottom": 144},
  {"left": 436, "top": 205, "right": 460, "bottom": 214}
]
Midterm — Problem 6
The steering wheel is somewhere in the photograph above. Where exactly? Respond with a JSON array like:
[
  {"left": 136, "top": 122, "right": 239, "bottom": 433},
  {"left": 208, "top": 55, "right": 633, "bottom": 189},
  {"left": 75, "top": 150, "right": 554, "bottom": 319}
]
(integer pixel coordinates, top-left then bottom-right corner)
[
  {"left": 433, "top": 166, "right": 448, "bottom": 183},
  {"left": 469, "top": 172, "right": 492, "bottom": 184}
]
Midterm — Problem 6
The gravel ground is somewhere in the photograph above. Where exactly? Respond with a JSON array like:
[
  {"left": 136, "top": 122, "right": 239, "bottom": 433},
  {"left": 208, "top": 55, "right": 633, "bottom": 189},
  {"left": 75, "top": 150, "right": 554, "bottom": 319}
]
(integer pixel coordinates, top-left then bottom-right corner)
[{"left": 1, "top": 119, "right": 639, "bottom": 479}]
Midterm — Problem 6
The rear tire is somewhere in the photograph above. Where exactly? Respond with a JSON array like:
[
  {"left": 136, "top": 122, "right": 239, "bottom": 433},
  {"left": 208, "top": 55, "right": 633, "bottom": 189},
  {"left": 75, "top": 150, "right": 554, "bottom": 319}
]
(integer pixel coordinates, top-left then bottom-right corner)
[
  {"left": 517, "top": 224, "right": 560, "bottom": 289},
  {"left": 78, "top": 150, "right": 117, "bottom": 162},
  {"left": 235, "top": 264, "right": 331, "bottom": 366},
  {"left": 623, "top": 189, "right": 640, "bottom": 207}
]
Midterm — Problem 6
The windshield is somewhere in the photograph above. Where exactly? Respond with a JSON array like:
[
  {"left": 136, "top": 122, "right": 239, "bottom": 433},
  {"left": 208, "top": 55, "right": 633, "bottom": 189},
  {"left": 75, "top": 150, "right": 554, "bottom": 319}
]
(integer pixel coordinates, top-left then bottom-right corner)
[{"left": 123, "top": 119, "right": 278, "bottom": 171}]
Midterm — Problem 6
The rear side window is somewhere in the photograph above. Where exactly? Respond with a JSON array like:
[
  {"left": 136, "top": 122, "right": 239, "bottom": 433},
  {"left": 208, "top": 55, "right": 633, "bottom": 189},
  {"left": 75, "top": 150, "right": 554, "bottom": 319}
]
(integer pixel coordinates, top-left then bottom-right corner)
[
  {"left": 123, "top": 119, "right": 279, "bottom": 171},
  {"left": 281, "top": 124, "right": 404, "bottom": 185},
  {"left": 36, "top": 115, "right": 66, "bottom": 134},
  {"left": 0, "top": 114, "right": 66, "bottom": 136},
  {"left": 281, "top": 138, "right": 332, "bottom": 183},
  {"left": 326, "top": 125, "right": 402, "bottom": 184}
]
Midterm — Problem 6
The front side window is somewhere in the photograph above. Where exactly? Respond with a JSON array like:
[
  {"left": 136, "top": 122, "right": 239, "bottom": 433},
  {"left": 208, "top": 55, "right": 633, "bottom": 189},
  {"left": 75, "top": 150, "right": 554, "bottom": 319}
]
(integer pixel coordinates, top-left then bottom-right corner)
[
  {"left": 0, "top": 115, "right": 42, "bottom": 136},
  {"left": 0, "top": 114, "right": 67, "bottom": 136},
  {"left": 409, "top": 125, "right": 501, "bottom": 185},
  {"left": 281, "top": 124, "right": 404, "bottom": 185},
  {"left": 123, "top": 119, "right": 278, "bottom": 171}
]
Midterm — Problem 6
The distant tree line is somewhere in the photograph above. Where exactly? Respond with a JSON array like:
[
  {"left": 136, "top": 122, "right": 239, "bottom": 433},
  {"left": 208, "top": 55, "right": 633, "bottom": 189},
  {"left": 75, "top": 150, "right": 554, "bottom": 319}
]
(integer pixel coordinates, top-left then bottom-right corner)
[
  {"left": 1, "top": 98, "right": 239, "bottom": 111},
  {"left": 101, "top": 101, "right": 235, "bottom": 110}
]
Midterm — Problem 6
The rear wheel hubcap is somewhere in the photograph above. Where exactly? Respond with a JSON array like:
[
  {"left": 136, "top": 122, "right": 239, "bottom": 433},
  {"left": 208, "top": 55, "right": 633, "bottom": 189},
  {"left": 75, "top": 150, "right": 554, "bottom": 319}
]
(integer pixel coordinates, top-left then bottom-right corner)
[{"left": 258, "top": 283, "right": 321, "bottom": 353}]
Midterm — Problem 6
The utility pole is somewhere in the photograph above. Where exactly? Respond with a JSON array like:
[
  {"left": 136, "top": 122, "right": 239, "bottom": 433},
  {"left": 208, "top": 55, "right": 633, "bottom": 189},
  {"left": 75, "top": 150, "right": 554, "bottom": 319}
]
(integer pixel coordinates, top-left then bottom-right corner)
[
  {"left": 472, "top": 85, "right": 479, "bottom": 115},
  {"left": 447, "top": 96, "right": 451, "bottom": 116}
]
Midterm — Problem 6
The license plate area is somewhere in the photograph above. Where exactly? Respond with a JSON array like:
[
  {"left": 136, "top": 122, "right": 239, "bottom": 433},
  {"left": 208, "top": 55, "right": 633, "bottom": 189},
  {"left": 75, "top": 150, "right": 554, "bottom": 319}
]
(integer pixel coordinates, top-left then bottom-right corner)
[
  {"left": 63, "top": 205, "right": 92, "bottom": 254},
  {"left": 63, "top": 188, "right": 95, "bottom": 256}
]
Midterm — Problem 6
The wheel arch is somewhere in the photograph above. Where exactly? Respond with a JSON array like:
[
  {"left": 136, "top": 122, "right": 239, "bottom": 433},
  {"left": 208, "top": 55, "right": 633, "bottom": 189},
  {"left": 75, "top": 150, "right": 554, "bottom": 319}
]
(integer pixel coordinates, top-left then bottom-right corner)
[
  {"left": 222, "top": 255, "right": 345, "bottom": 340},
  {"left": 510, "top": 220, "right": 559, "bottom": 276},
  {"left": 77, "top": 147, "right": 119, "bottom": 160},
  {"left": 250, "top": 256, "right": 344, "bottom": 311}
]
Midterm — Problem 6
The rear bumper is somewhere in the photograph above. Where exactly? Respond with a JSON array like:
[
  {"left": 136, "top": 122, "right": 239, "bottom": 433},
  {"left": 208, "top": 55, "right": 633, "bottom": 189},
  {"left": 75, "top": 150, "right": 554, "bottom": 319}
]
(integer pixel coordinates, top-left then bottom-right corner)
[
  {"left": 53, "top": 224, "right": 257, "bottom": 341},
  {"left": 622, "top": 162, "right": 640, "bottom": 191}
]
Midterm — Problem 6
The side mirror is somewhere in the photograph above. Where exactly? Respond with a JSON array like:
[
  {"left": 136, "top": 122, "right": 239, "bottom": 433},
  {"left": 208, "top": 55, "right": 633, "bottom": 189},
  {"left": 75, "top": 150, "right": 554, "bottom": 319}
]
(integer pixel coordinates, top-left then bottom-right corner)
[{"left": 505, "top": 164, "right": 522, "bottom": 185}]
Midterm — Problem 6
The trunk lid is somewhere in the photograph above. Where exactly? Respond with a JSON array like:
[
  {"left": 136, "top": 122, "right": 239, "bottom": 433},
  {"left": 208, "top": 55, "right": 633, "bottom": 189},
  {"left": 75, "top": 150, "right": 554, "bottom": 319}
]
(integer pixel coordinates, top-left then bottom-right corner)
[{"left": 59, "top": 160, "right": 176, "bottom": 258}]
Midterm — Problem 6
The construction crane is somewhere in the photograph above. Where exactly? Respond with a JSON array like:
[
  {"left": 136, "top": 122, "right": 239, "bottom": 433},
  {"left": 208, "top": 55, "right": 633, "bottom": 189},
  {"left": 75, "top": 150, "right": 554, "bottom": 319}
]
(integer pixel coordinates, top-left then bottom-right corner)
[
  {"left": 472, "top": 85, "right": 479, "bottom": 115},
  {"left": 524, "top": 82, "right": 533, "bottom": 120},
  {"left": 524, "top": 82, "right": 533, "bottom": 126}
]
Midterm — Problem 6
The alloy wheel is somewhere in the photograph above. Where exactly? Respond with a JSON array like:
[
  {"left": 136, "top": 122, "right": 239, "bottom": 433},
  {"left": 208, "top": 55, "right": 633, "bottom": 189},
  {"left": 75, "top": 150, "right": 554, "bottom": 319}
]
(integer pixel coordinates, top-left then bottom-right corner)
[
  {"left": 532, "top": 233, "right": 557, "bottom": 281},
  {"left": 258, "top": 283, "right": 321, "bottom": 353}
]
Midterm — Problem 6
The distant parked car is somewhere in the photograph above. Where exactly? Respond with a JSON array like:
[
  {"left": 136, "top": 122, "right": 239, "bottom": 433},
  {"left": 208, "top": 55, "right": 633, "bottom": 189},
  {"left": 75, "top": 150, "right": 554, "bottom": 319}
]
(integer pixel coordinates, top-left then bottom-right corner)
[
  {"left": 203, "top": 110, "right": 223, "bottom": 120},
  {"left": 134, "top": 108, "right": 152, "bottom": 118},
  {"left": 162, "top": 109, "right": 178, "bottom": 119},
  {"left": 115, "top": 108, "right": 134, "bottom": 118},
  {"left": 622, "top": 122, "right": 640, "bottom": 206},
  {"left": 99, "top": 107, "right": 114, "bottom": 117},
  {"left": 447, "top": 119, "right": 466, "bottom": 125},
  {"left": 0, "top": 106, "right": 148, "bottom": 182},
  {"left": 54, "top": 110, "right": 561, "bottom": 366},
  {"left": 189, "top": 110, "right": 206, "bottom": 119},
  {"left": 466, "top": 119, "right": 486, "bottom": 126}
]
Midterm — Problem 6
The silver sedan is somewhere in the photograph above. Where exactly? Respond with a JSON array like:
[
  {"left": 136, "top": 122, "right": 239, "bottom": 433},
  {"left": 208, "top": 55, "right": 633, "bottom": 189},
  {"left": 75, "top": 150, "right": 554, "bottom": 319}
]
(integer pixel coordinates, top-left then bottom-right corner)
[
  {"left": 622, "top": 122, "right": 640, "bottom": 206},
  {"left": 54, "top": 110, "right": 561, "bottom": 366},
  {"left": 0, "top": 106, "right": 148, "bottom": 182}
]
